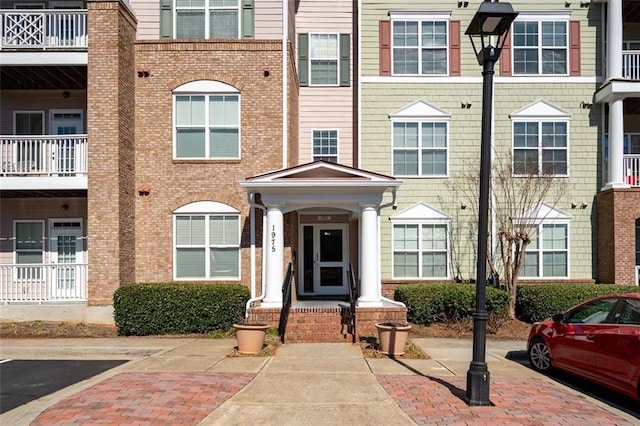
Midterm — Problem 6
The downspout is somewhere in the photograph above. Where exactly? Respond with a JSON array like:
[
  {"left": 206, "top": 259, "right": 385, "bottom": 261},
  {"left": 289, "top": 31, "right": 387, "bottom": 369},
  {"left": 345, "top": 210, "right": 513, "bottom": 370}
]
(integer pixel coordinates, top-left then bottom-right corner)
[
  {"left": 357, "top": 0, "right": 362, "bottom": 167},
  {"left": 377, "top": 187, "right": 405, "bottom": 307},
  {"left": 282, "top": 0, "right": 288, "bottom": 168},
  {"left": 245, "top": 192, "right": 268, "bottom": 317}
]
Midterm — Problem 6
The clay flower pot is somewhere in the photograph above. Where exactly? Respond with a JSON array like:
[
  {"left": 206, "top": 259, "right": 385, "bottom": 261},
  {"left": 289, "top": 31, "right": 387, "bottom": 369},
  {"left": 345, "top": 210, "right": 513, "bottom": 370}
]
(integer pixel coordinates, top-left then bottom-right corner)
[
  {"left": 375, "top": 322, "right": 412, "bottom": 356},
  {"left": 233, "top": 322, "right": 269, "bottom": 354}
]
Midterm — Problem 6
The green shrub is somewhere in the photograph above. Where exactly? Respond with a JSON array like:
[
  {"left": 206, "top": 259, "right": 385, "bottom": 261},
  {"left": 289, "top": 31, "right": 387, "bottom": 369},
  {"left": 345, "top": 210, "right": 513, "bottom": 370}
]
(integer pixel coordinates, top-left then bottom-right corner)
[
  {"left": 113, "top": 283, "right": 250, "bottom": 336},
  {"left": 516, "top": 284, "right": 639, "bottom": 323},
  {"left": 394, "top": 283, "right": 510, "bottom": 325}
]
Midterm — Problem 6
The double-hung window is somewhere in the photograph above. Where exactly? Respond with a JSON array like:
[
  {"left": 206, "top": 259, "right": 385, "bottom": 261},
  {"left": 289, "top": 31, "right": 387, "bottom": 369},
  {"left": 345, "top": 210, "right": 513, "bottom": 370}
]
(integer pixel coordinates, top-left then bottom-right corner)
[
  {"left": 392, "top": 15, "right": 448, "bottom": 75},
  {"left": 513, "top": 121, "right": 567, "bottom": 175},
  {"left": 174, "top": 202, "right": 240, "bottom": 280},
  {"left": 175, "top": 0, "right": 240, "bottom": 39},
  {"left": 522, "top": 223, "right": 569, "bottom": 278},
  {"left": 393, "top": 121, "right": 447, "bottom": 176},
  {"left": 174, "top": 81, "right": 240, "bottom": 159},
  {"left": 312, "top": 130, "right": 338, "bottom": 163},
  {"left": 511, "top": 100, "right": 570, "bottom": 176},
  {"left": 298, "top": 33, "right": 350, "bottom": 87},
  {"left": 513, "top": 18, "right": 568, "bottom": 75},
  {"left": 393, "top": 223, "right": 448, "bottom": 279},
  {"left": 15, "top": 221, "right": 44, "bottom": 280}
]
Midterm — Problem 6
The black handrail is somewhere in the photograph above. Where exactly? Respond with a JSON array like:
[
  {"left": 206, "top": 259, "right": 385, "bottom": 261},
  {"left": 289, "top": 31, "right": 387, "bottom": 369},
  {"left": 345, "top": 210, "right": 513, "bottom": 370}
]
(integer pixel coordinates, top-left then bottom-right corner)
[
  {"left": 278, "top": 262, "right": 293, "bottom": 344},
  {"left": 346, "top": 263, "right": 358, "bottom": 343}
]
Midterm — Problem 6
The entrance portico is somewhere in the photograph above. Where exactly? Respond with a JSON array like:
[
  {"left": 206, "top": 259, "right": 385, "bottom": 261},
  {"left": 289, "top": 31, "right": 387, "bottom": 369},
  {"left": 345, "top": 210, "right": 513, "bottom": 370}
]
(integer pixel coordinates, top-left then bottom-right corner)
[{"left": 240, "top": 161, "right": 401, "bottom": 308}]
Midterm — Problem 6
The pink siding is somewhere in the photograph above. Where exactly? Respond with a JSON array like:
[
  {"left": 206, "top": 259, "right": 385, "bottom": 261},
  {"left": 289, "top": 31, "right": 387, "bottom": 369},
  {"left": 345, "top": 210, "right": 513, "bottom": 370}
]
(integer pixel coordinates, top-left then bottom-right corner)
[{"left": 295, "top": 0, "right": 354, "bottom": 167}]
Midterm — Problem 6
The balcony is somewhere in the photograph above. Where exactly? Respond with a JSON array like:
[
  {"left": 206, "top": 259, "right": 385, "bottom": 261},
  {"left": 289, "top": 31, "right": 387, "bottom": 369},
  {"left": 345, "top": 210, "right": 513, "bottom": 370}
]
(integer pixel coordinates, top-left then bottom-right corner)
[
  {"left": 0, "top": 135, "right": 88, "bottom": 190},
  {"left": 0, "top": 264, "right": 88, "bottom": 303},
  {"left": 0, "top": 9, "right": 87, "bottom": 50},
  {"left": 624, "top": 154, "right": 640, "bottom": 186},
  {"left": 622, "top": 50, "right": 640, "bottom": 80}
]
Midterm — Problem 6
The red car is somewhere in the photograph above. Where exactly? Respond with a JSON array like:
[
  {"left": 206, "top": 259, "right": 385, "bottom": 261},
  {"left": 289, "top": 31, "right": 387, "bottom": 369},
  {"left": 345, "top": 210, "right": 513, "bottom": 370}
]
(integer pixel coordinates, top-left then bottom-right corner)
[{"left": 527, "top": 293, "right": 640, "bottom": 401}]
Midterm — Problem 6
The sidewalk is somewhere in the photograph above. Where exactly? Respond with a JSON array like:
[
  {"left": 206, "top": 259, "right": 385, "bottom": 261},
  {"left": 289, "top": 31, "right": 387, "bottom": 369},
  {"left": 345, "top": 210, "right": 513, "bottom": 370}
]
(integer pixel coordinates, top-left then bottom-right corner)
[{"left": 1, "top": 337, "right": 638, "bottom": 425}]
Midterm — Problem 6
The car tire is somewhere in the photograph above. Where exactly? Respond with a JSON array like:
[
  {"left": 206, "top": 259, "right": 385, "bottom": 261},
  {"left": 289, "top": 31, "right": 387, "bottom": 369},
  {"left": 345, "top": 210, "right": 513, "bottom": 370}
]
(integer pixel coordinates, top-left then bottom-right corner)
[{"left": 528, "top": 337, "right": 552, "bottom": 372}]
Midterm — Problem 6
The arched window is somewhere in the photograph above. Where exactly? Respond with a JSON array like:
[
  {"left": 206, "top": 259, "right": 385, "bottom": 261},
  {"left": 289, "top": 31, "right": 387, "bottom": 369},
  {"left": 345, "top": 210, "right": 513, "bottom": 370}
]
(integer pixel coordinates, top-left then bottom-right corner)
[
  {"left": 173, "top": 80, "right": 240, "bottom": 160},
  {"left": 173, "top": 201, "right": 240, "bottom": 280}
]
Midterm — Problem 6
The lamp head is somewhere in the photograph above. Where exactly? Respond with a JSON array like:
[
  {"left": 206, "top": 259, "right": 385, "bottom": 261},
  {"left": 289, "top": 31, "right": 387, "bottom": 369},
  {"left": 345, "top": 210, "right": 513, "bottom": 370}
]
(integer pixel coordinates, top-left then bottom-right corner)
[{"left": 465, "top": 1, "right": 519, "bottom": 65}]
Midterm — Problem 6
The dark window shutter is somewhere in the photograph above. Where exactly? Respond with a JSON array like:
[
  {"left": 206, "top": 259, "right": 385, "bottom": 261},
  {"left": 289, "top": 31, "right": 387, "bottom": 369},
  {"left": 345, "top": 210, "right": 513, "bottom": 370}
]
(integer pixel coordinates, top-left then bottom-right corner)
[
  {"left": 569, "top": 20, "right": 581, "bottom": 76},
  {"left": 242, "top": 0, "right": 254, "bottom": 39},
  {"left": 160, "top": 0, "right": 172, "bottom": 39},
  {"left": 500, "top": 29, "right": 512, "bottom": 76},
  {"left": 298, "top": 33, "right": 309, "bottom": 87},
  {"left": 379, "top": 20, "right": 391, "bottom": 76},
  {"left": 340, "top": 34, "right": 351, "bottom": 87},
  {"left": 449, "top": 21, "right": 460, "bottom": 76}
]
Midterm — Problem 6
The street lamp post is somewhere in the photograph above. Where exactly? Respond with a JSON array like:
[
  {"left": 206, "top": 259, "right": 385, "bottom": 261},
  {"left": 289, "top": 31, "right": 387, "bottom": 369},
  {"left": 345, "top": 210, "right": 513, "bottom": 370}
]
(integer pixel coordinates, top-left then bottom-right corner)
[{"left": 464, "top": 0, "right": 518, "bottom": 407}]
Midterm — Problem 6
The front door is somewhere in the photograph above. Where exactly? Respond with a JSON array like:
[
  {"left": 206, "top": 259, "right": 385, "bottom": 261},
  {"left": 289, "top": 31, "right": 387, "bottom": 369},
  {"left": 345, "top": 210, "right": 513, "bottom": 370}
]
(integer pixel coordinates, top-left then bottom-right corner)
[
  {"left": 300, "top": 224, "right": 348, "bottom": 296},
  {"left": 49, "top": 220, "right": 83, "bottom": 299}
]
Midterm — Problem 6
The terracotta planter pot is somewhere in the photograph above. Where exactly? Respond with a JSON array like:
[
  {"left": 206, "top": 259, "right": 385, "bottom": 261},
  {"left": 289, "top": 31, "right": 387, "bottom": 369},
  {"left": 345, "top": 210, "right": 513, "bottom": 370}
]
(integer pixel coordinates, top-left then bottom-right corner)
[
  {"left": 375, "top": 322, "right": 412, "bottom": 356},
  {"left": 233, "top": 323, "right": 269, "bottom": 354}
]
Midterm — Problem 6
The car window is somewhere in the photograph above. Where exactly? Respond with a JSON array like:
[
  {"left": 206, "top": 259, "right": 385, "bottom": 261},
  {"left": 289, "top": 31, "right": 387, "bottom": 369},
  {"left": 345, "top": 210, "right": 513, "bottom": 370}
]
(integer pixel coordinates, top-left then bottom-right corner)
[
  {"left": 566, "top": 298, "right": 618, "bottom": 324},
  {"left": 616, "top": 298, "right": 640, "bottom": 325}
]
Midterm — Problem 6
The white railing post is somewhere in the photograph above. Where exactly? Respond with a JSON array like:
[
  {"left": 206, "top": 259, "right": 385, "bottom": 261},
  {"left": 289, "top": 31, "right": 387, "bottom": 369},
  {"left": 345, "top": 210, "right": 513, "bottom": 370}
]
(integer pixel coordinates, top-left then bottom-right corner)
[
  {"left": 0, "top": 9, "right": 87, "bottom": 49},
  {"left": 623, "top": 154, "right": 640, "bottom": 186},
  {"left": 0, "top": 135, "right": 87, "bottom": 176}
]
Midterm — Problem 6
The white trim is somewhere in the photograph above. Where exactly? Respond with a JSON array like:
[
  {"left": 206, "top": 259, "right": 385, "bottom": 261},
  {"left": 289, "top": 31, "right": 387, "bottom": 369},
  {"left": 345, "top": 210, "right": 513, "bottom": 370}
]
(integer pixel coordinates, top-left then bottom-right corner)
[
  {"left": 361, "top": 76, "right": 602, "bottom": 84},
  {"left": 174, "top": 201, "right": 239, "bottom": 214},
  {"left": 514, "top": 11, "right": 573, "bottom": 20},
  {"left": 307, "top": 33, "right": 341, "bottom": 87},
  {"left": 173, "top": 1, "right": 241, "bottom": 40},
  {"left": 391, "top": 221, "right": 450, "bottom": 280},
  {"left": 388, "top": 11, "right": 451, "bottom": 20},
  {"left": 520, "top": 222, "right": 571, "bottom": 280},
  {"left": 173, "top": 80, "right": 238, "bottom": 93},
  {"left": 390, "top": 16, "right": 450, "bottom": 77},
  {"left": 510, "top": 99, "right": 572, "bottom": 119},
  {"left": 49, "top": 109, "right": 84, "bottom": 134},
  {"left": 511, "top": 17, "right": 570, "bottom": 77},
  {"left": 311, "top": 128, "right": 339, "bottom": 163},
  {"left": 13, "top": 219, "right": 45, "bottom": 264},
  {"left": 389, "top": 99, "right": 451, "bottom": 120}
]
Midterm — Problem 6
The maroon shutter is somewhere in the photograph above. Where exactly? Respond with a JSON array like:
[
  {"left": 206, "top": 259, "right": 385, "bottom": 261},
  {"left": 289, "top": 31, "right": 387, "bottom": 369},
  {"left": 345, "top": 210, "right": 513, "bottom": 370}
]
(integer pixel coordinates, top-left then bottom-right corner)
[
  {"left": 499, "top": 30, "right": 512, "bottom": 76},
  {"left": 569, "top": 20, "right": 581, "bottom": 76},
  {"left": 379, "top": 20, "right": 391, "bottom": 76},
  {"left": 449, "top": 21, "right": 461, "bottom": 76}
]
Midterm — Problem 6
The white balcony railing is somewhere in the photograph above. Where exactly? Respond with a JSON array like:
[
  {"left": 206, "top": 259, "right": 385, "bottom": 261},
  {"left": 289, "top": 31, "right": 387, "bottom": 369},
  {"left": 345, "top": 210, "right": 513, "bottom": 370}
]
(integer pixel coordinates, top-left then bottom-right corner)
[
  {"left": 624, "top": 154, "right": 640, "bottom": 186},
  {"left": 636, "top": 265, "right": 640, "bottom": 286},
  {"left": 0, "top": 264, "right": 88, "bottom": 303},
  {"left": 0, "top": 9, "right": 87, "bottom": 50},
  {"left": 623, "top": 50, "right": 640, "bottom": 80},
  {"left": 1, "top": 135, "right": 87, "bottom": 177}
]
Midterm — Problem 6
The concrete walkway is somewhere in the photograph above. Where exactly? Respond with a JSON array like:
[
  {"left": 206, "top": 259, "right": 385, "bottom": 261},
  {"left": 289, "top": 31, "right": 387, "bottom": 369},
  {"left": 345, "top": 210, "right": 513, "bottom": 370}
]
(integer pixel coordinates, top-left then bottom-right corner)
[{"left": 1, "top": 338, "right": 638, "bottom": 425}]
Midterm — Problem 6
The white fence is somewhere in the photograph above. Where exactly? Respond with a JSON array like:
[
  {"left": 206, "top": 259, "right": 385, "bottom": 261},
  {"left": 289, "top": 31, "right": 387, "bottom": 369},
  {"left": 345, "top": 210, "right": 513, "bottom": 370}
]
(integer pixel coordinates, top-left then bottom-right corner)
[
  {"left": 0, "top": 264, "right": 88, "bottom": 303},
  {"left": 1, "top": 135, "right": 87, "bottom": 177},
  {"left": 1, "top": 10, "right": 87, "bottom": 49}
]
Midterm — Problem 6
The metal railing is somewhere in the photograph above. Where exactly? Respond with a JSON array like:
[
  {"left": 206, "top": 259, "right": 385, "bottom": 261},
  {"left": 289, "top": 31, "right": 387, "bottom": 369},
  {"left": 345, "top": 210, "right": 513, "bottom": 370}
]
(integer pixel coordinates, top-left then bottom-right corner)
[
  {"left": 278, "top": 262, "right": 293, "bottom": 344},
  {"left": 0, "top": 264, "right": 88, "bottom": 303},
  {"left": 1, "top": 135, "right": 87, "bottom": 177},
  {"left": 340, "top": 263, "right": 358, "bottom": 343},
  {"left": 1, "top": 9, "right": 87, "bottom": 49},
  {"left": 623, "top": 50, "right": 640, "bottom": 80},
  {"left": 624, "top": 155, "right": 640, "bottom": 186}
]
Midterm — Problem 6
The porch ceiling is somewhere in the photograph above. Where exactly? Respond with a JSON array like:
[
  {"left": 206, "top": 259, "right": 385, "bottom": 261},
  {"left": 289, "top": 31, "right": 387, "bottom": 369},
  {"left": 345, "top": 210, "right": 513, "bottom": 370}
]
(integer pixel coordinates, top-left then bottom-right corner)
[
  {"left": 0, "top": 189, "right": 87, "bottom": 198},
  {"left": 624, "top": 1, "right": 640, "bottom": 23},
  {"left": 0, "top": 65, "right": 87, "bottom": 90}
]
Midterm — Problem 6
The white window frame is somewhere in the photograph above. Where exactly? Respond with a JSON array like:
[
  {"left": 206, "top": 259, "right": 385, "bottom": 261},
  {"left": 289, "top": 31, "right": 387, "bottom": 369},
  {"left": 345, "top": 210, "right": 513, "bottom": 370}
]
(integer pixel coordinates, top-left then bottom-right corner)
[
  {"left": 173, "top": 80, "right": 241, "bottom": 160},
  {"left": 389, "top": 12, "right": 450, "bottom": 76},
  {"left": 391, "top": 119, "right": 449, "bottom": 178},
  {"left": 308, "top": 33, "right": 340, "bottom": 86},
  {"left": 173, "top": 201, "right": 241, "bottom": 281},
  {"left": 174, "top": 0, "right": 241, "bottom": 39},
  {"left": 391, "top": 220, "right": 450, "bottom": 279},
  {"left": 49, "top": 109, "right": 84, "bottom": 134},
  {"left": 521, "top": 222, "right": 570, "bottom": 279},
  {"left": 512, "top": 13, "right": 570, "bottom": 76},
  {"left": 312, "top": 129, "right": 339, "bottom": 163},
  {"left": 512, "top": 119, "right": 569, "bottom": 176}
]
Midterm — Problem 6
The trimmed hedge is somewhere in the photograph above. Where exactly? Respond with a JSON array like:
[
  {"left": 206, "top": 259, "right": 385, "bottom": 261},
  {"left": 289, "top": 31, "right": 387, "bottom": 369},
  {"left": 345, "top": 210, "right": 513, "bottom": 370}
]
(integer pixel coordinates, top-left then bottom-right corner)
[
  {"left": 394, "top": 284, "right": 510, "bottom": 325},
  {"left": 113, "top": 283, "right": 250, "bottom": 336},
  {"left": 516, "top": 284, "right": 640, "bottom": 323}
]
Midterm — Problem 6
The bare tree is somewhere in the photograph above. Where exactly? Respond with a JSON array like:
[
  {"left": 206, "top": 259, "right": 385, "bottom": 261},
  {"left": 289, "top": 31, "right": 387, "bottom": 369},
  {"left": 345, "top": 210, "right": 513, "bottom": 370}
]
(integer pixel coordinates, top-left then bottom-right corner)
[{"left": 455, "top": 154, "right": 569, "bottom": 319}]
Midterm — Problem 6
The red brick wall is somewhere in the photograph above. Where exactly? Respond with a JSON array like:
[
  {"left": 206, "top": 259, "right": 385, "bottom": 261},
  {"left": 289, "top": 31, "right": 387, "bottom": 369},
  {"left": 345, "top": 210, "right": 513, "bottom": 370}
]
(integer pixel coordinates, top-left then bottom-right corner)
[
  {"left": 87, "top": 0, "right": 137, "bottom": 305},
  {"left": 596, "top": 188, "right": 640, "bottom": 285},
  {"left": 133, "top": 40, "right": 293, "bottom": 286}
]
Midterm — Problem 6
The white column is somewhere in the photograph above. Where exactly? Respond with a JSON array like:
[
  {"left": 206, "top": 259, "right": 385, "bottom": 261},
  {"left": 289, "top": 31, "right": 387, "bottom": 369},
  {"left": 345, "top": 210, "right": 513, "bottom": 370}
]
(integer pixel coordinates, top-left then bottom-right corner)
[
  {"left": 262, "top": 205, "right": 284, "bottom": 307},
  {"left": 607, "top": 0, "right": 623, "bottom": 80},
  {"left": 607, "top": 96, "right": 627, "bottom": 187},
  {"left": 358, "top": 204, "right": 382, "bottom": 307}
]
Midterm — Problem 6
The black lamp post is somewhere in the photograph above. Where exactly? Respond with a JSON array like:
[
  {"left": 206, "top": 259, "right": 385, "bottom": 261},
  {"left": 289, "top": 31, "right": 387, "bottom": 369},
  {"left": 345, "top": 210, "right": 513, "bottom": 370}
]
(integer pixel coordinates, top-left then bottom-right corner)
[{"left": 464, "top": 0, "right": 518, "bottom": 407}]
